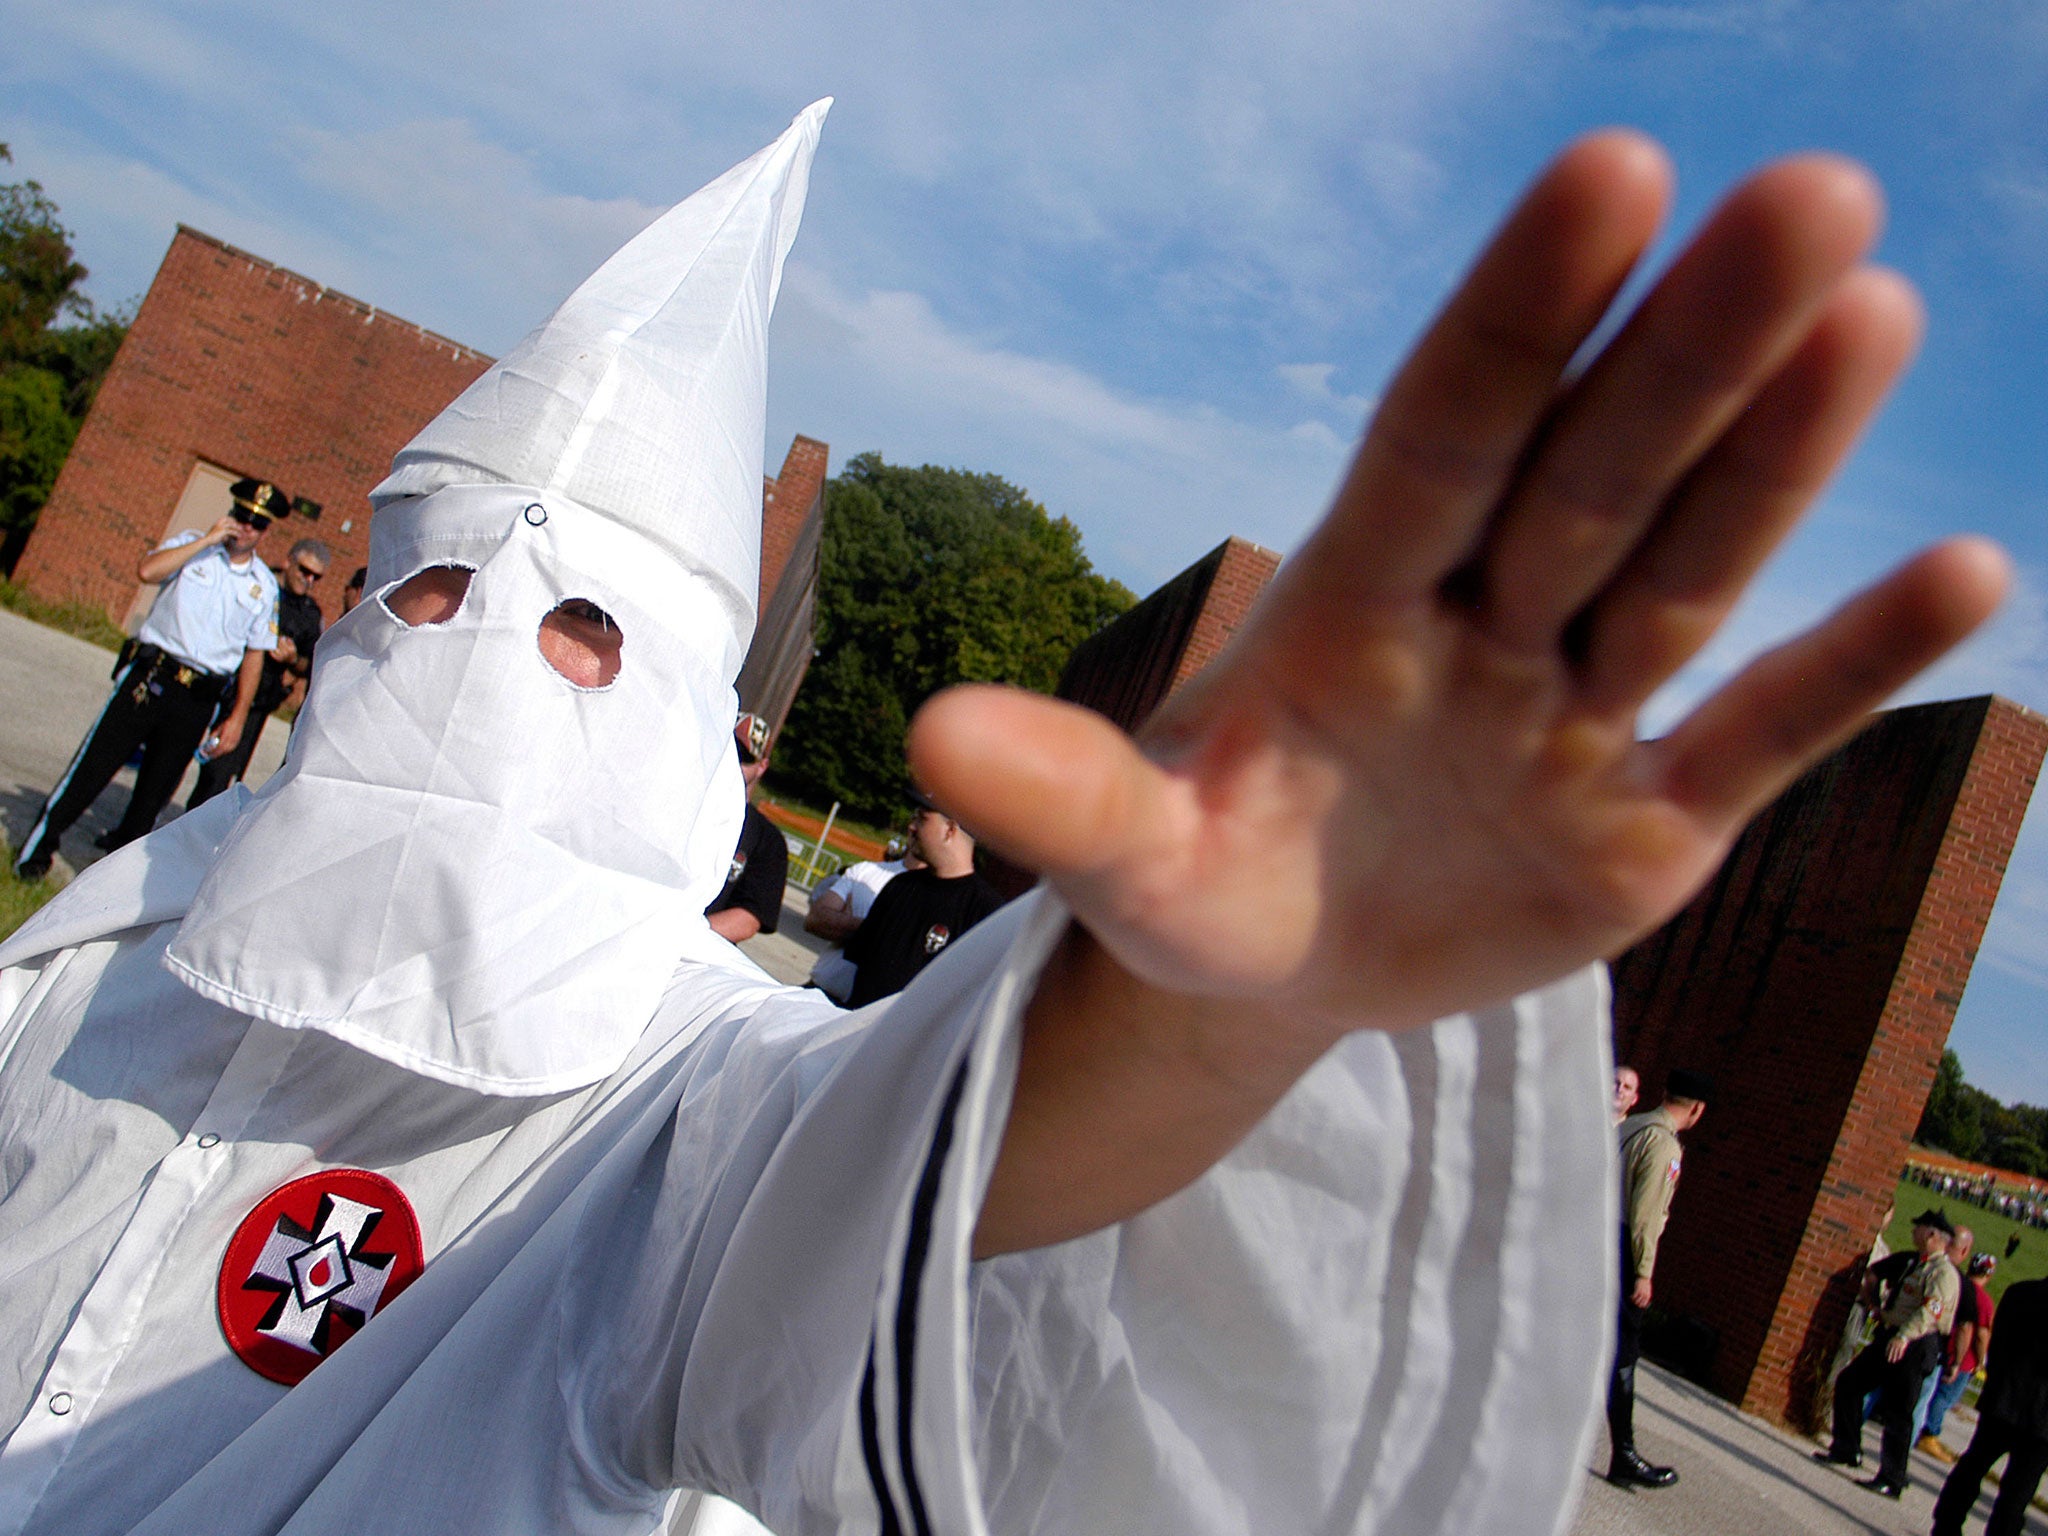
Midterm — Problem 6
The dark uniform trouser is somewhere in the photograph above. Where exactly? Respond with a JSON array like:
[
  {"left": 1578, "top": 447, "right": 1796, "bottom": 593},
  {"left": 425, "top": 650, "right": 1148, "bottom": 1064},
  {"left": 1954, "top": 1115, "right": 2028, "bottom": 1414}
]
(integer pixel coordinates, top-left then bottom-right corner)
[
  {"left": 1608, "top": 1226, "right": 1647, "bottom": 1456},
  {"left": 16, "top": 652, "right": 224, "bottom": 869},
  {"left": 185, "top": 707, "right": 273, "bottom": 809},
  {"left": 1830, "top": 1331, "right": 1940, "bottom": 1485},
  {"left": 1932, "top": 1415, "right": 2048, "bottom": 1536}
]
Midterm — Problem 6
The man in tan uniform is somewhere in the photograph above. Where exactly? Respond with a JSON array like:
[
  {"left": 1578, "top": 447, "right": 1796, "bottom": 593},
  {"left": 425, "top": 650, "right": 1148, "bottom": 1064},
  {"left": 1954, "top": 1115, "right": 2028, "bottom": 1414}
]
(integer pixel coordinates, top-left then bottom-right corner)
[
  {"left": 1607, "top": 1068, "right": 1713, "bottom": 1487},
  {"left": 1816, "top": 1208, "right": 1962, "bottom": 1498}
]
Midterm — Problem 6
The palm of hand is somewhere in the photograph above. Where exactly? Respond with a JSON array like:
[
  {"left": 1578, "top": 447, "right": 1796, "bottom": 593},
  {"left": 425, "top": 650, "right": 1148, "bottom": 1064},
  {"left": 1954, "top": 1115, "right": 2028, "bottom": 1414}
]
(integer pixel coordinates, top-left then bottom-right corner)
[
  {"left": 912, "top": 132, "right": 2005, "bottom": 1044},
  {"left": 1110, "top": 600, "right": 1707, "bottom": 1029}
]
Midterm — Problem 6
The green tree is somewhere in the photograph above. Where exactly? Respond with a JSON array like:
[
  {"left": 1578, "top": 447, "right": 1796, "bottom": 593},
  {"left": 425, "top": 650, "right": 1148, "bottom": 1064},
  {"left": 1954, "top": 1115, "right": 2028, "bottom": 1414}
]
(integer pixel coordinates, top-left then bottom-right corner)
[
  {"left": 0, "top": 150, "right": 89, "bottom": 363},
  {"left": 0, "top": 367, "right": 78, "bottom": 539},
  {"left": 774, "top": 453, "right": 1135, "bottom": 821},
  {"left": 1988, "top": 1135, "right": 2047, "bottom": 1179},
  {"left": 0, "top": 146, "right": 129, "bottom": 570},
  {"left": 1917, "top": 1047, "right": 1984, "bottom": 1160}
]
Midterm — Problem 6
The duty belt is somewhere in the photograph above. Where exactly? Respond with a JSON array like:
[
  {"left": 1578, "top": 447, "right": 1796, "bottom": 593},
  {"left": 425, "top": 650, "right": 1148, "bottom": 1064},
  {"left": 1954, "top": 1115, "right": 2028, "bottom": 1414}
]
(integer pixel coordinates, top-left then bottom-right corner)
[{"left": 123, "top": 642, "right": 227, "bottom": 700}]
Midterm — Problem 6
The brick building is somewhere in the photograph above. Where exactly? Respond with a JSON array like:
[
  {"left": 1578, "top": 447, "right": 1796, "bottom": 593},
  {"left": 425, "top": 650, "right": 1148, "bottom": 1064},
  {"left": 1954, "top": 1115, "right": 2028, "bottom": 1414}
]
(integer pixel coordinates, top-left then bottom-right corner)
[
  {"left": 15, "top": 228, "right": 492, "bottom": 631},
  {"left": 13, "top": 227, "right": 826, "bottom": 734},
  {"left": 1612, "top": 695, "right": 2048, "bottom": 1429},
  {"left": 1053, "top": 535, "right": 1281, "bottom": 733}
]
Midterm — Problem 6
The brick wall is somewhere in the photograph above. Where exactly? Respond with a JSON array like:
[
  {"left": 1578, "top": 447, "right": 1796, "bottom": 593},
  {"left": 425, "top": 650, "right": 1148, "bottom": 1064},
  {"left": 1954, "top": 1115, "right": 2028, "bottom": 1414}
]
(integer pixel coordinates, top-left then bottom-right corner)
[
  {"left": 980, "top": 535, "right": 1282, "bottom": 899},
  {"left": 1055, "top": 535, "right": 1281, "bottom": 736},
  {"left": 1611, "top": 695, "right": 2048, "bottom": 1429},
  {"left": 17, "top": 228, "right": 831, "bottom": 663},
  {"left": 15, "top": 227, "right": 492, "bottom": 629},
  {"left": 1168, "top": 537, "right": 1282, "bottom": 696},
  {"left": 738, "top": 437, "right": 829, "bottom": 740},
  {"left": 760, "top": 435, "right": 828, "bottom": 617}
]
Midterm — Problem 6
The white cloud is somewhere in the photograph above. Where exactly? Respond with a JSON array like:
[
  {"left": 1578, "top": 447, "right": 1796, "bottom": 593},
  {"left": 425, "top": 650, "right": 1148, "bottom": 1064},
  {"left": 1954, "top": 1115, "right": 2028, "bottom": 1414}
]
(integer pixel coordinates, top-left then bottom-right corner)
[
  {"left": 767, "top": 262, "right": 1342, "bottom": 588},
  {"left": 286, "top": 118, "right": 663, "bottom": 350},
  {"left": 14, "top": 2, "right": 225, "bottom": 106},
  {"left": 1980, "top": 160, "right": 2048, "bottom": 282},
  {"left": 1275, "top": 362, "right": 1375, "bottom": 419}
]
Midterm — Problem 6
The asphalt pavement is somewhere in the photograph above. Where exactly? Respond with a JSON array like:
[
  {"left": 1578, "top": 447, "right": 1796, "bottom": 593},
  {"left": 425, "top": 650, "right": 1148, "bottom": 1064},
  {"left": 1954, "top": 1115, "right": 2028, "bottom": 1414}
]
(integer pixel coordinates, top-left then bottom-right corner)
[
  {"left": 0, "top": 606, "right": 291, "bottom": 876},
  {"left": 1570, "top": 1358, "right": 2041, "bottom": 1536}
]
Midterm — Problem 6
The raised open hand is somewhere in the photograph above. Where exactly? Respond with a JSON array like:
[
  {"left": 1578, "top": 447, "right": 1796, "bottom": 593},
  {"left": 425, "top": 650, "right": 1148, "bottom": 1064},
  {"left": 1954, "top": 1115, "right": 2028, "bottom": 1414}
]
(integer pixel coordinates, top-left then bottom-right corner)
[{"left": 916, "top": 132, "right": 2005, "bottom": 1054}]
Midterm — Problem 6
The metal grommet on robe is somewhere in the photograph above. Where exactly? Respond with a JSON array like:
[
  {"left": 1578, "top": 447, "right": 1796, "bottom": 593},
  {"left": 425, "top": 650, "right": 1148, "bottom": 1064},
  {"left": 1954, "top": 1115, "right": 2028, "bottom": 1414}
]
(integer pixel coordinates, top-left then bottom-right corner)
[{"left": 522, "top": 502, "right": 548, "bottom": 527}]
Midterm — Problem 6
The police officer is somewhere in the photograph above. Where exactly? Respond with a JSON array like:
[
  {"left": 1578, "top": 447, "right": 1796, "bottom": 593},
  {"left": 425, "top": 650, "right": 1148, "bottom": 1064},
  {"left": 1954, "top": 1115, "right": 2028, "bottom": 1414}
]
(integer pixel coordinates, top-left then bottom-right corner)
[
  {"left": 186, "top": 536, "right": 329, "bottom": 808},
  {"left": 13, "top": 478, "right": 285, "bottom": 879},
  {"left": 1607, "top": 1067, "right": 1713, "bottom": 1488},
  {"left": 1816, "top": 1207, "right": 1961, "bottom": 1497}
]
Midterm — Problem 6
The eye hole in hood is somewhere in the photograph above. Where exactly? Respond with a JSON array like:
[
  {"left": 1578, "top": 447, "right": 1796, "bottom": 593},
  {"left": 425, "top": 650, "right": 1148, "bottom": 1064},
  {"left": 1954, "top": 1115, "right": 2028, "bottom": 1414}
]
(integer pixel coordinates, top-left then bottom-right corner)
[
  {"left": 540, "top": 598, "right": 624, "bottom": 690},
  {"left": 382, "top": 564, "right": 474, "bottom": 628}
]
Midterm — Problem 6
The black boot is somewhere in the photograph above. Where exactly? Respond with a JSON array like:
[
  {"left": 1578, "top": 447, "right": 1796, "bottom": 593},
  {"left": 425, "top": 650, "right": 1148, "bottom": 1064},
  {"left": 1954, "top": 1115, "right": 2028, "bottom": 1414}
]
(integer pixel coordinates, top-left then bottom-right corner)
[
  {"left": 1606, "top": 1364, "right": 1678, "bottom": 1487},
  {"left": 1608, "top": 1445, "right": 1680, "bottom": 1488}
]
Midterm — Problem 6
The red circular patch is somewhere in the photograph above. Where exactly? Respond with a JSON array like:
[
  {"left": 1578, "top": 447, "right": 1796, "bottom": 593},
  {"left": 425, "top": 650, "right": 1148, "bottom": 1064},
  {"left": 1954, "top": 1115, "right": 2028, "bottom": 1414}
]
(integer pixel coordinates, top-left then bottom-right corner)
[{"left": 217, "top": 1168, "right": 425, "bottom": 1386}]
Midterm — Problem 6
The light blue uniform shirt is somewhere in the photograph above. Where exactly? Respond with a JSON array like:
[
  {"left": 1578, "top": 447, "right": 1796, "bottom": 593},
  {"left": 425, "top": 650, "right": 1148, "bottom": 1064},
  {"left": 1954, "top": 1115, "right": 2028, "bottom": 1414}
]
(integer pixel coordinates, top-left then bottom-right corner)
[{"left": 134, "top": 531, "right": 279, "bottom": 677}]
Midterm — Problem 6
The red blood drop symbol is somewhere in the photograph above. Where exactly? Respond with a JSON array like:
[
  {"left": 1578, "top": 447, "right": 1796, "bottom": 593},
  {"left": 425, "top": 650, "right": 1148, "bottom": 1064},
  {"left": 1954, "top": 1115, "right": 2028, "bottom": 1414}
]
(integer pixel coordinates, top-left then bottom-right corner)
[{"left": 307, "top": 1257, "right": 331, "bottom": 1289}]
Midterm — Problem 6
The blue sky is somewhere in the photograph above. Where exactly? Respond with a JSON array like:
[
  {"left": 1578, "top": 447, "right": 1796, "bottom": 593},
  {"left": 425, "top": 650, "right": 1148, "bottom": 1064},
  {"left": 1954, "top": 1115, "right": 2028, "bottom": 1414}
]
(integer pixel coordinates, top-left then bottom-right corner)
[{"left": 7, "top": 1, "right": 2047, "bottom": 1101}]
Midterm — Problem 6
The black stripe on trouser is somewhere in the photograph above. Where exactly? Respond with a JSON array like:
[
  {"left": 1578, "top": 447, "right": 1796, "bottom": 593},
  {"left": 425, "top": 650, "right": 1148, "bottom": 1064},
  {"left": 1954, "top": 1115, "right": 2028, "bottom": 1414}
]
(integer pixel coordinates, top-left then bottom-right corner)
[
  {"left": 860, "top": 1057, "right": 970, "bottom": 1536},
  {"left": 16, "top": 659, "right": 142, "bottom": 865}
]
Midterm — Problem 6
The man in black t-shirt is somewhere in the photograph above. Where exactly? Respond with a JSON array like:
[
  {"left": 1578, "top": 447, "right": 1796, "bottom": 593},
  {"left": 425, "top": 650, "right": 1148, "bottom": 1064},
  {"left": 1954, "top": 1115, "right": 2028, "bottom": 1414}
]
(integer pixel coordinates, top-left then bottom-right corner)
[
  {"left": 706, "top": 713, "right": 789, "bottom": 941},
  {"left": 844, "top": 795, "right": 1003, "bottom": 1007}
]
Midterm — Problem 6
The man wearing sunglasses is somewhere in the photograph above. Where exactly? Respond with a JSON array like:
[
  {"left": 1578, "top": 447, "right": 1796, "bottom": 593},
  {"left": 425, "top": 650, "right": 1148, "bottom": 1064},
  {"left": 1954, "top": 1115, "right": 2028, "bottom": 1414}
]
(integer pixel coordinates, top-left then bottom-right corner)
[
  {"left": 187, "top": 537, "right": 329, "bottom": 809},
  {"left": 11, "top": 478, "right": 287, "bottom": 879}
]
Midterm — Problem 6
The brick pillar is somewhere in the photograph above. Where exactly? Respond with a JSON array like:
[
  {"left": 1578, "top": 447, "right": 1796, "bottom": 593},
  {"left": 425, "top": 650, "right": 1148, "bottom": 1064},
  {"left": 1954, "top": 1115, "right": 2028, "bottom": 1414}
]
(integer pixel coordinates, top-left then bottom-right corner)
[
  {"left": 1166, "top": 538, "right": 1282, "bottom": 697},
  {"left": 760, "top": 435, "right": 829, "bottom": 617},
  {"left": 978, "top": 536, "right": 1281, "bottom": 899},
  {"left": 1610, "top": 695, "right": 2048, "bottom": 1429},
  {"left": 1052, "top": 535, "right": 1280, "bottom": 737}
]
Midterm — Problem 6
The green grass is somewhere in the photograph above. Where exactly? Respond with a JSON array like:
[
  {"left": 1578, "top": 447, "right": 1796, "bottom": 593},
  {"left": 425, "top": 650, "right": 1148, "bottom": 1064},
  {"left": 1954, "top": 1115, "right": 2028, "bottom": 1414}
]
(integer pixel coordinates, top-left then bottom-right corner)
[
  {"left": 0, "top": 577, "right": 126, "bottom": 652},
  {"left": 1887, "top": 1177, "right": 2048, "bottom": 1304},
  {"left": 0, "top": 854, "right": 61, "bottom": 946}
]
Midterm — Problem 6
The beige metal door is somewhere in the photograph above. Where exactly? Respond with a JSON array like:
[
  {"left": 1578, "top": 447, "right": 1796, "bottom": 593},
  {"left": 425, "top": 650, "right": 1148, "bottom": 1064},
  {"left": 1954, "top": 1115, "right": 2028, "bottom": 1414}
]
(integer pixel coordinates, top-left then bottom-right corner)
[{"left": 121, "top": 459, "right": 240, "bottom": 634}]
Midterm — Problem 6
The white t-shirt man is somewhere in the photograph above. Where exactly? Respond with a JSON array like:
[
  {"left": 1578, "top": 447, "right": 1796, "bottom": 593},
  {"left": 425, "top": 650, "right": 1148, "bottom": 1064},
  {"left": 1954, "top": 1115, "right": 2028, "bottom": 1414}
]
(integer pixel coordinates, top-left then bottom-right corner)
[{"left": 808, "top": 857, "right": 907, "bottom": 1001}]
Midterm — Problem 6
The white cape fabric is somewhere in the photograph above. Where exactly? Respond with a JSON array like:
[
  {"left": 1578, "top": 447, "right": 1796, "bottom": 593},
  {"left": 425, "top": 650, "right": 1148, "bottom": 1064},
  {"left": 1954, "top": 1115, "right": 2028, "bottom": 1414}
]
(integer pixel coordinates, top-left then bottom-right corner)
[
  {"left": 164, "top": 488, "right": 750, "bottom": 1095},
  {"left": 0, "top": 825, "right": 1617, "bottom": 1536}
]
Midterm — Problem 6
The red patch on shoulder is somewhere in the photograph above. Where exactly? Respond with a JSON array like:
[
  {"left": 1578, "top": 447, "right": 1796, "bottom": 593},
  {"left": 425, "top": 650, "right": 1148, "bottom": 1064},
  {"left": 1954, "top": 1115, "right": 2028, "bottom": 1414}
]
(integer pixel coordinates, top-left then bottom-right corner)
[{"left": 217, "top": 1169, "right": 425, "bottom": 1385}]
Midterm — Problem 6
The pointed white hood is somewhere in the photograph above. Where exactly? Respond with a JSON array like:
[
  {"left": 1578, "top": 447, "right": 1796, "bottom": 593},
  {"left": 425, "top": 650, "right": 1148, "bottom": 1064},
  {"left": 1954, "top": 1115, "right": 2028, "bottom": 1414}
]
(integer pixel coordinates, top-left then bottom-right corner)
[
  {"left": 164, "top": 102, "right": 829, "bottom": 1095},
  {"left": 373, "top": 97, "right": 827, "bottom": 648}
]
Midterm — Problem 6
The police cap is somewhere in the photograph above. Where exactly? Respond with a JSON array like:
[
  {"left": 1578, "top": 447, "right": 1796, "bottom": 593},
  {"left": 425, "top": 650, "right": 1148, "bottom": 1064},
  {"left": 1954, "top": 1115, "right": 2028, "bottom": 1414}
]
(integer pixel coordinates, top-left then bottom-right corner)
[{"left": 228, "top": 477, "right": 290, "bottom": 525}]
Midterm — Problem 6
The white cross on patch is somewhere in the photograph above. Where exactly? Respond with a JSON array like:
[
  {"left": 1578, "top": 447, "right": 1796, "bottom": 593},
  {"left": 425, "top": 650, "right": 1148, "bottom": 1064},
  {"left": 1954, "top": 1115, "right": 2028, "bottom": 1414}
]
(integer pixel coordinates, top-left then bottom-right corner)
[{"left": 245, "top": 1194, "right": 397, "bottom": 1354}]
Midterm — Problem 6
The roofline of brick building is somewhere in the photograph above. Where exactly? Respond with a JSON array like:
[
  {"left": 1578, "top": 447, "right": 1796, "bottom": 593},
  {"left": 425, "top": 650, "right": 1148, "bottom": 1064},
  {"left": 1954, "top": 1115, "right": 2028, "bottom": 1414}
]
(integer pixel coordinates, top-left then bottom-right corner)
[{"left": 172, "top": 225, "right": 497, "bottom": 366}]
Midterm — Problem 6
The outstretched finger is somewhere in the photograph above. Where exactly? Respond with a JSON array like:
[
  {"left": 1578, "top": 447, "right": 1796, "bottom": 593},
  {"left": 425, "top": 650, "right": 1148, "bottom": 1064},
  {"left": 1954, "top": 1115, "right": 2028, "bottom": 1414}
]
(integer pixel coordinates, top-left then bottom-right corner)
[
  {"left": 1578, "top": 265, "right": 1925, "bottom": 711},
  {"left": 1480, "top": 155, "right": 1886, "bottom": 652},
  {"left": 1309, "top": 131, "right": 1672, "bottom": 599},
  {"left": 1653, "top": 538, "right": 2010, "bottom": 831}
]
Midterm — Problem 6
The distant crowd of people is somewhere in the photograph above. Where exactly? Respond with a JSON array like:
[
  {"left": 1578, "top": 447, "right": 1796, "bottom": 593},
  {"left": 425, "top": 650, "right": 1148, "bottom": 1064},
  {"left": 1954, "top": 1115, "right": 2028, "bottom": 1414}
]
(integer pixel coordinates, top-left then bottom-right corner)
[
  {"left": 1906, "top": 1160, "right": 2048, "bottom": 1232},
  {"left": 696, "top": 711, "right": 1010, "bottom": 1009}
]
